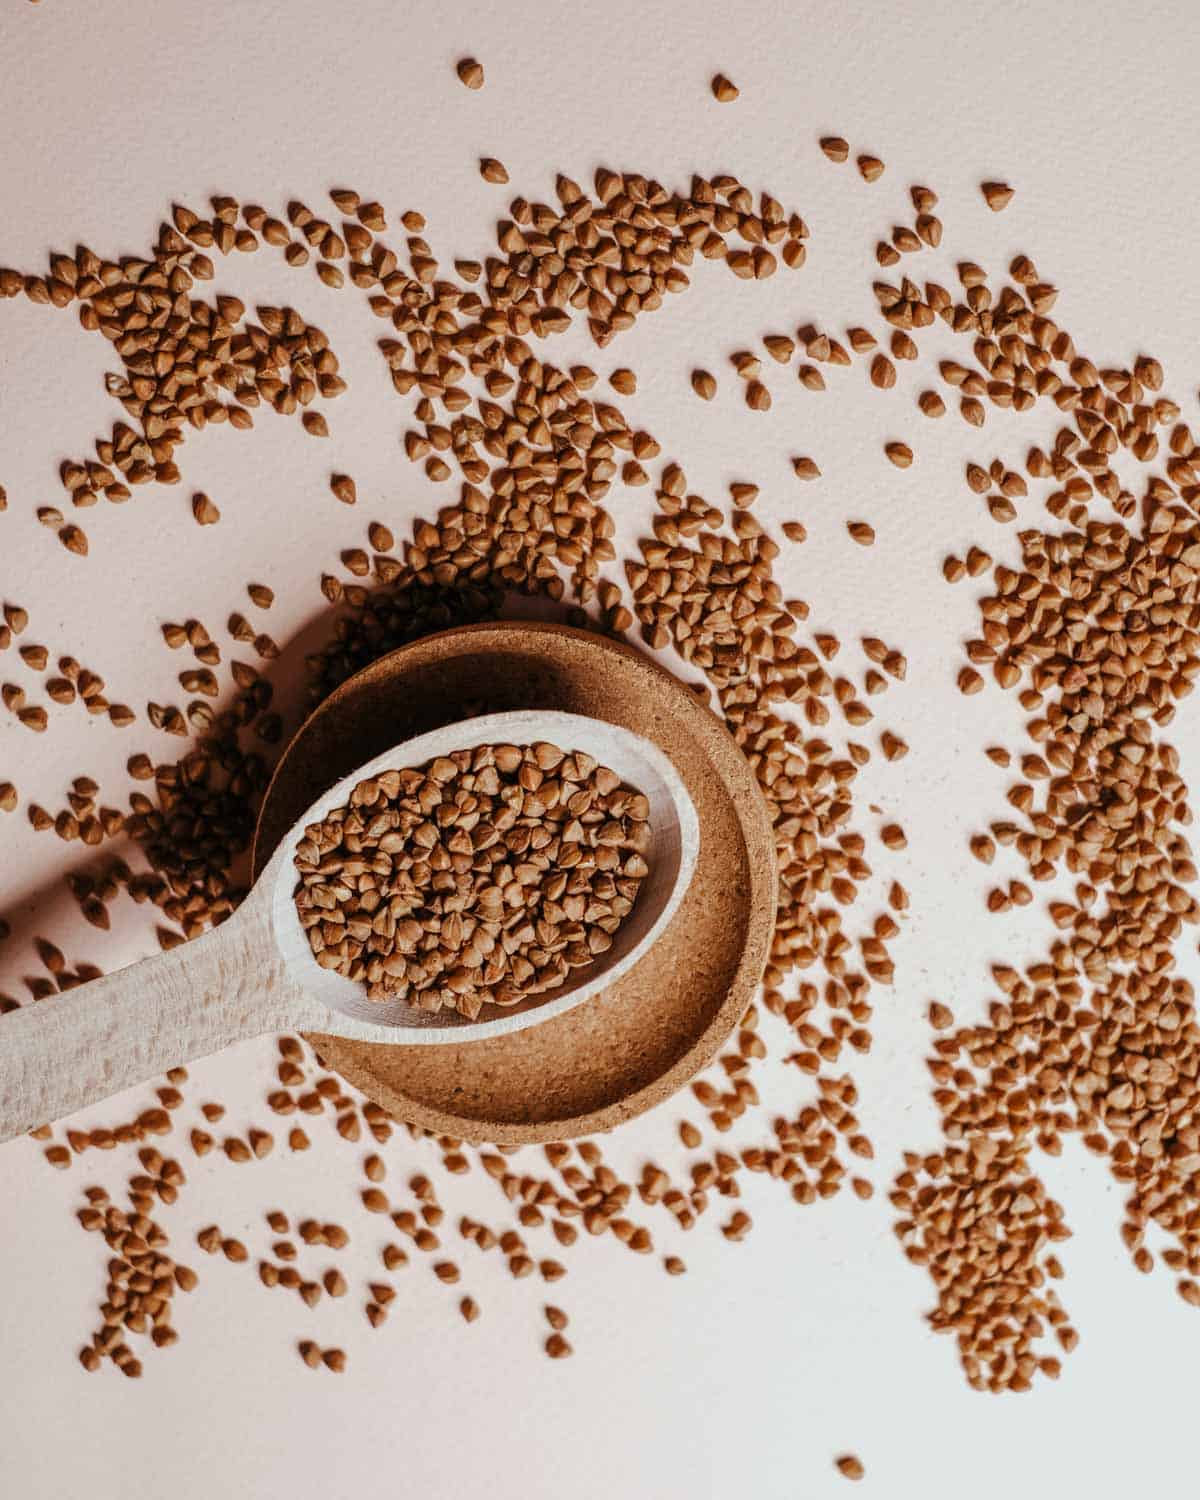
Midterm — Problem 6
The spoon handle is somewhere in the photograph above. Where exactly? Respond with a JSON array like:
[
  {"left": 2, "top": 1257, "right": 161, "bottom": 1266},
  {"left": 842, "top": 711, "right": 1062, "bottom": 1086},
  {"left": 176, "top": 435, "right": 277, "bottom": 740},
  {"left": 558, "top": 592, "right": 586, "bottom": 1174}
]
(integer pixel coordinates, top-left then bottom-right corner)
[{"left": 0, "top": 893, "right": 297, "bottom": 1145}]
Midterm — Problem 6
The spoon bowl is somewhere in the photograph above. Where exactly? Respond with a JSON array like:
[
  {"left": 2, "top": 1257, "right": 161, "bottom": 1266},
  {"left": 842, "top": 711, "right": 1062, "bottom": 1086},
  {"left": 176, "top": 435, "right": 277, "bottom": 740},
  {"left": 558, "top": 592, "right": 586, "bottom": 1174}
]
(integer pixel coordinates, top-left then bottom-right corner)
[
  {"left": 0, "top": 709, "right": 697, "bottom": 1143},
  {"left": 271, "top": 709, "right": 699, "bottom": 1039}
]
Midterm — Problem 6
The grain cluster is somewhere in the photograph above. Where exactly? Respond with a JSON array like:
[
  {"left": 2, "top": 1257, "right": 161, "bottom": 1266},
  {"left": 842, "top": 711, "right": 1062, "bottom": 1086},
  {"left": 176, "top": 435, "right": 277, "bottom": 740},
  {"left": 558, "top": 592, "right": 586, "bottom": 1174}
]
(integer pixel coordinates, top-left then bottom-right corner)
[
  {"left": 293, "top": 744, "right": 650, "bottom": 1015},
  {"left": 874, "top": 242, "right": 1200, "bottom": 1391},
  {"left": 4, "top": 91, "right": 1193, "bottom": 1460}
]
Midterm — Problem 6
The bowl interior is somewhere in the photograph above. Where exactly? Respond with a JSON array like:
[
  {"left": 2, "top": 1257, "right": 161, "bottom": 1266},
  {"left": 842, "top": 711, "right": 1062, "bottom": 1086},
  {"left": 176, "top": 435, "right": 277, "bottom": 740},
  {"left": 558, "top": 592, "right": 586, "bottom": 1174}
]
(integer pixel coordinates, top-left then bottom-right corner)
[{"left": 268, "top": 708, "right": 700, "bottom": 1040}]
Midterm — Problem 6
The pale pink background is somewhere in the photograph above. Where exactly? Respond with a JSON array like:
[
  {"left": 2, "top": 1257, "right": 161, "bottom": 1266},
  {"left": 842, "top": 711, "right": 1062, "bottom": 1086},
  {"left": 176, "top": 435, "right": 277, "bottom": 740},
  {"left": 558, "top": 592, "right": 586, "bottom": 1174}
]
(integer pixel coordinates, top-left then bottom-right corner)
[{"left": 2, "top": 1, "right": 1199, "bottom": 1496}]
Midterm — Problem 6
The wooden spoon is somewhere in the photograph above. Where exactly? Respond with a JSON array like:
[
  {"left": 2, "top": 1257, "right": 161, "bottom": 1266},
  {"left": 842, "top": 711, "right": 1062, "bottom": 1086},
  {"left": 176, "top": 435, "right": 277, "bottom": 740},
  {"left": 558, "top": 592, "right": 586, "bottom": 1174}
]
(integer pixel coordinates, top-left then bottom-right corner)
[{"left": 0, "top": 710, "right": 698, "bottom": 1143}]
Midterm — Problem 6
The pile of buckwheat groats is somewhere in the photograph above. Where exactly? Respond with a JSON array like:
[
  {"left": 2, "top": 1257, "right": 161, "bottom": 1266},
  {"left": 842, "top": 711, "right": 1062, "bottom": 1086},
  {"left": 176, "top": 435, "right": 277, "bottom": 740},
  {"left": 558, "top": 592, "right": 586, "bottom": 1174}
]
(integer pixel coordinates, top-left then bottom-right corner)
[
  {"left": 0, "top": 62, "right": 1197, "bottom": 1452},
  {"left": 292, "top": 743, "right": 651, "bottom": 1013}
]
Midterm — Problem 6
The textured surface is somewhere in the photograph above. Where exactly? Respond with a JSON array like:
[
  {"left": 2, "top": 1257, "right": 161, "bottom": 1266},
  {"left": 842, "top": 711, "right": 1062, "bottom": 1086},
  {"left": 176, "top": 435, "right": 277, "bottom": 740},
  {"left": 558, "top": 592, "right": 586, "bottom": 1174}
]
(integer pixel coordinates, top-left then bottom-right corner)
[
  {"left": 4, "top": 1, "right": 1200, "bottom": 1498},
  {"left": 0, "top": 893, "right": 297, "bottom": 1141},
  {"left": 269, "top": 705, "right": 702, "bottom": 1043},
  {"left": 254, "top": 624, "right": 776, "bottom": 1140}
]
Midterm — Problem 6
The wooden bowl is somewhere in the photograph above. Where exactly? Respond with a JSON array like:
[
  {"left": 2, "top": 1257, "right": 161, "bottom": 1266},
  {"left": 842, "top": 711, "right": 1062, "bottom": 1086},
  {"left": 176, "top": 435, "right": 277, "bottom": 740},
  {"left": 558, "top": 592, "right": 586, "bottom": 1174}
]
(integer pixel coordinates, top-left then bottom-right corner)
[
  {"left": 252, "top": 623, "right": 775, "bottom": 1143},
  {"left": 274, "top": 708, "right": 701, "bottom": 1041}
]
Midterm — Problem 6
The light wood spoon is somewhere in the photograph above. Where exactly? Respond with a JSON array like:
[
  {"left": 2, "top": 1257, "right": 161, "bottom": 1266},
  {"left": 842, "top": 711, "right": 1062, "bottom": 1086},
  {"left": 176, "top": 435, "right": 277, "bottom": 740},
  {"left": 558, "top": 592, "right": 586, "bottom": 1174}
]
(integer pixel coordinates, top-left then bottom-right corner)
[{"left": 0, "top": 710, "right": 698, "bottom": 1144}]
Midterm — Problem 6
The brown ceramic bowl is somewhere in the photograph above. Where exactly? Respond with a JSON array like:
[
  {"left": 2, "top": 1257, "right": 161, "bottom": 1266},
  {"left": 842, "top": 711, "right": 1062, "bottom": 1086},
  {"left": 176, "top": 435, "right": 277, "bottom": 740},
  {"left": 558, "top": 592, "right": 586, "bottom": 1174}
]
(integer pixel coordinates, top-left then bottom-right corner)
[{"left": 252, "top": 622, "right": 775, "bottom": 1144}]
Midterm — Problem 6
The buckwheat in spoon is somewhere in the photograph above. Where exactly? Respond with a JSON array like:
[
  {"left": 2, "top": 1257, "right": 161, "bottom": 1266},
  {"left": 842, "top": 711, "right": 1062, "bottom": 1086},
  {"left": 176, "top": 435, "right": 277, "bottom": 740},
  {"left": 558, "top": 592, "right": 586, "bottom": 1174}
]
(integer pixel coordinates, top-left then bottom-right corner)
[{"left": 0, "top": 710, "right": 698, "bottom": 1142}]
